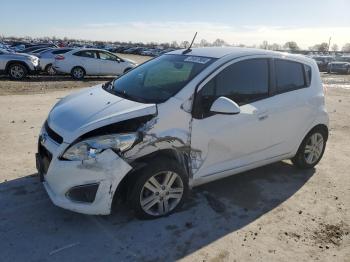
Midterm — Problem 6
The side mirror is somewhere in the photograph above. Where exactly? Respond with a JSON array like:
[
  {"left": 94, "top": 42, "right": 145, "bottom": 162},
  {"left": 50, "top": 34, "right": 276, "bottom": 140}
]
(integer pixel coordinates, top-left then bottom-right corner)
[{"left": 210, "top": 96, "right": 240, "bottom": 115}]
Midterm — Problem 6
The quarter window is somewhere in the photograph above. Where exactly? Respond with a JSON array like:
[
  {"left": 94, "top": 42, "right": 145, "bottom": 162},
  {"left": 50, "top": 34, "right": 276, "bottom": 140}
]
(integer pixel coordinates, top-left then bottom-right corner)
[
  {"left": 194, "top": 59, "right": 269, "bottom": 118},
  {"left": 74, "top": 51, "right": 98, "bottom": 59},
  {"left": 275, "top": 60, "right": 307, "bottom": 93}
]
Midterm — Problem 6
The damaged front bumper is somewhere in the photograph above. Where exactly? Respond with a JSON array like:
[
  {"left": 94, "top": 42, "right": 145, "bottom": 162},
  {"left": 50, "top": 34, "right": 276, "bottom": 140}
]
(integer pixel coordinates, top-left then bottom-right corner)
[{"left": 36, "top": 129, "right": 132, "bottom": 215}]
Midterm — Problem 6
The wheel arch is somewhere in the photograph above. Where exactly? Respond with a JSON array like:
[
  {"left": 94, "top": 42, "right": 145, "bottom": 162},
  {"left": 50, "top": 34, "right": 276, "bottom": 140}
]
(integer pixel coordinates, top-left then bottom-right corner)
[
  {"left": 71, "top": 65, "right": 86, "bottom": 74},
  {"left": 5, "top": 60, "right": 30, "bottom": 73},
  {"left": 112, "top": 149, "right": 190, "bottom": 207}
]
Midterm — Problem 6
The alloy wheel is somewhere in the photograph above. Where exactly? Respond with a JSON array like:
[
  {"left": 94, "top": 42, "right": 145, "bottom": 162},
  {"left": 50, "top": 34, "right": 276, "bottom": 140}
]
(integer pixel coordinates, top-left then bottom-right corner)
[
  {"left": 10, "top": 65, "right": 25, "bottom": 79},
  {"left": 140, "top": 171, "right": 184, "bottom": 216},
  {"left": 73, "top": 68, "right": 84, "bottom": 78},
  {"left": 304, "top": 133, "right": 324, "bottom": 164},
  {"left": 47, "top": 65, "right": 56, "bottom": 75}
]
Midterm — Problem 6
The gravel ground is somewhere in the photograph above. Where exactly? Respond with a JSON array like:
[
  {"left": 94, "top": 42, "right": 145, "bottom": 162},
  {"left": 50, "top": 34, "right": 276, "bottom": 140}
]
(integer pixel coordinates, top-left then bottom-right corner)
[{"left": 0, "top": 59, "right": 349, "bottom": 262}]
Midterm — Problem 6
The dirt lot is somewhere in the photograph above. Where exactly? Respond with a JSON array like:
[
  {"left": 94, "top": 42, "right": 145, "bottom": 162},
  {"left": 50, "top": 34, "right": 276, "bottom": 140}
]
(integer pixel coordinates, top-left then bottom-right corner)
[{"left": 0, "top": 56, "right": 349, "bottom": 261}]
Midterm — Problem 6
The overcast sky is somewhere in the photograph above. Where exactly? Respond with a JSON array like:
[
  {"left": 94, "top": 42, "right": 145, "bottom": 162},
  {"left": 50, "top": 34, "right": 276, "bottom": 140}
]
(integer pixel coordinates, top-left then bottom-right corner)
[{"left": 1, "top": 0, "right": 350, "bottom": 48}]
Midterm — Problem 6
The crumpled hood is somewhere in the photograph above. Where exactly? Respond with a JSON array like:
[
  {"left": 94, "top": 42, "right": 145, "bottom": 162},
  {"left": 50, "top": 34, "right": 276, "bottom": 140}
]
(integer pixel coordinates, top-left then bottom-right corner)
[{"left": 47, "top": 84, "right": 157, "bottom": 143}]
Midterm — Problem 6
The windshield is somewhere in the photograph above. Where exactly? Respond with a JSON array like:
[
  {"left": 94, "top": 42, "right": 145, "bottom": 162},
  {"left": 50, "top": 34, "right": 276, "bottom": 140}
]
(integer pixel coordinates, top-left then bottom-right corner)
[{"left": 105, "top": 54, "right": 216, "bottom": 103}]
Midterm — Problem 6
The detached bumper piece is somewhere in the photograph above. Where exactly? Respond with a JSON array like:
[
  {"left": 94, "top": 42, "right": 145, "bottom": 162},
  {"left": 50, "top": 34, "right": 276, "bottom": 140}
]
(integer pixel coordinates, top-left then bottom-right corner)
[{"left": 66, "top": 183, "right": 99, "bottom": 203}]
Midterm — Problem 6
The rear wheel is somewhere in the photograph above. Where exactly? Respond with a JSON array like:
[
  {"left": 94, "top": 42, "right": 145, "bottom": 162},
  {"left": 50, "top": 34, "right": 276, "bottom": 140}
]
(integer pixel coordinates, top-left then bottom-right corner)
[
  {"left": 292, "top": 127, "right": 327, "bottom": 169},
  {"left": 71, "top": 66, "right": 85, "bottom": 80},
  {"left": 45, "top": 64, "right": 56, "bottom": 75},
  {"left": 128, "top": 158, "right": 188, "bottom": 219},
  {"left": 8, "top": 63, "right": 27, "bottom": 80}
]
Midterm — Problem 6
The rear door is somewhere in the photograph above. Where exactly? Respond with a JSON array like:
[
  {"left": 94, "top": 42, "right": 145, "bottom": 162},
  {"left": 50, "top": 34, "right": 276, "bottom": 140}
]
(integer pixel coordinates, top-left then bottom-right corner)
[
  {"left": 267, "top": 59, "right": 313, "bottom": 156},
  {"left": 73, "top": 50, "right": 100, "bottom": 75},
  {"left": 98, "top": 51, "right": 123, "bottom": 76}
]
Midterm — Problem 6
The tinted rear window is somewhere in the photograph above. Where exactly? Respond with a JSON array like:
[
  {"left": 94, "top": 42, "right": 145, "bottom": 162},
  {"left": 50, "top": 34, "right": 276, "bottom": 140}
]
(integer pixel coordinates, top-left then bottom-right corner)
[
  {"left": 275, "top": 60, "right": 306, "bottom": 93},
  {"left": 52, "top": 49, "right": 72, "bottom": 54}
]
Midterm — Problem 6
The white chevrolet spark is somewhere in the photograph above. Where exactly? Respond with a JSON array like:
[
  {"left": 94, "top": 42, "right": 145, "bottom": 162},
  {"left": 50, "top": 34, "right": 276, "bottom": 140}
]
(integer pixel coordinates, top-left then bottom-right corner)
[{"left": 36, "top": 47, "right": 328, "bottom": 219}]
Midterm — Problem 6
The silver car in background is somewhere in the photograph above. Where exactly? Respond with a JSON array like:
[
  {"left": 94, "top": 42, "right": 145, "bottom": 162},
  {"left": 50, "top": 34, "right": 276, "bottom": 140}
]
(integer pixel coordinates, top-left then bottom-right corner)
[
  {"left": 37, "top": 48, "right": 73, "bottom": 75},
  {"left": 0, "top": 48, "right": 40, "bottom": 79}
]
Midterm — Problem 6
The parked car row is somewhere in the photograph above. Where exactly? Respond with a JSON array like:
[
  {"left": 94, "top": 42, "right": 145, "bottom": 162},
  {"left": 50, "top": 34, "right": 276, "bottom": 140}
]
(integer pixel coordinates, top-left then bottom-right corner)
[
  {"left": 311, "top": 55, "right": 350, "bottom": 74},
  {"left": 0, "top": 45, "right": 138, "bottom": 80}
]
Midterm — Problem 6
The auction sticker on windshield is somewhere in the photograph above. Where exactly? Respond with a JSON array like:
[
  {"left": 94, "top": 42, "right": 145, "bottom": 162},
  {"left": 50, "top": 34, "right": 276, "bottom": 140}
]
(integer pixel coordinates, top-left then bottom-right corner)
[{"left": 184, "top": 56, "right": 211, "bottom": 64}]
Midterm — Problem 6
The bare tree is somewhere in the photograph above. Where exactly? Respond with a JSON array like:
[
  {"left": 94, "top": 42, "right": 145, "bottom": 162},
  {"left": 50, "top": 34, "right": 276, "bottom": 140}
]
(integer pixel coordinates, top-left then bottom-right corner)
[
  {"left": 199, "top": 39, "right": 210, "bottom": 47},
  {"left": 283, "top": 41, "right": 300, "bottom": 51},
  {"left": 342, "top": 43, "right": 350, "bottom": 52},
  {"left": 259, "top": 41, "right": 268, "bottom": 50},
  {"left": 269, "top": 43, "right": 281, "bottom": 51},
  {"left": 212, "top": 38, "right": 226, "bottom": 47},
  {"left": 180, "top": 41, "right": 190, "bottom": 48},
  {"left": 310, "top": 42, "right": 329, "bottom": 52},
  {"left": 331, "top": 44, "right": 339, "bottom": 51}
]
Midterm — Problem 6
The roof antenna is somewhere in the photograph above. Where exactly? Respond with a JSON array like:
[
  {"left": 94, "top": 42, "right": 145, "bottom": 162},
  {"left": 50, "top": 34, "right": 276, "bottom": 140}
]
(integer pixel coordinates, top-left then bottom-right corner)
[{"left": 182, "top": 32, "right": 197, "bottom": 54}]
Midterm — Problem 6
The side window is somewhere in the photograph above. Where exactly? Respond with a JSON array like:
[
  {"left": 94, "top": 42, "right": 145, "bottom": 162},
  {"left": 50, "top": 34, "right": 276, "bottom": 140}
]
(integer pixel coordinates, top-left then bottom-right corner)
[
  {"left": 275, "top": 60, "right": 306, "bottom": 93},
  {"left": 73, "top": 51, "right": 97, "bottom": 59},
  {"left": 99, "top": 52, "right": 117, "bottom": 61},
  {"left": 194, "top": 59, "right": 269, "bottom": 118}
]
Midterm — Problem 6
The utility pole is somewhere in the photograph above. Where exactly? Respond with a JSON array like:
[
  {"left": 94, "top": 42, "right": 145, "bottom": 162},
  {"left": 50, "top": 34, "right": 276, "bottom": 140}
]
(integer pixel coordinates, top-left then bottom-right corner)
[{"left": 328, "top": 37, "right": 332, "bottom": 52}]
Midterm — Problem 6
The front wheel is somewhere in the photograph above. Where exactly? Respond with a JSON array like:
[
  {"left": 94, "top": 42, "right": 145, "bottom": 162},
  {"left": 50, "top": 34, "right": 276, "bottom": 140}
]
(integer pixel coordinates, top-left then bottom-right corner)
[
  {"left": 292, "top": 127, "right": 327, "bottom": 169},
  {"left": 8, "top": 63, "right": 27, "bottom": 80},
  {"left": 128, "top": 158, "right": 188, "bottom": 219}
]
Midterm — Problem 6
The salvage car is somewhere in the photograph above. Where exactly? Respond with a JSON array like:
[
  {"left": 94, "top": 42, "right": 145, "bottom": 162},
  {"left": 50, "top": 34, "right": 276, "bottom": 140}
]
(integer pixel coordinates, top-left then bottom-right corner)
[
  {"left": 38, "top": 48, "right": 73, "bottom": 75},
  {"left": 37, "top": 47, "right": 329, "bottom": 219},
  {"left": 0, "top": 48, "right": 40, "bottom": 79},
  {"left": 327, "top": 56, "right": 350, "bottom": 74},
  {"left": 53, "top": 48, "right": 137, "bottom": 79}
]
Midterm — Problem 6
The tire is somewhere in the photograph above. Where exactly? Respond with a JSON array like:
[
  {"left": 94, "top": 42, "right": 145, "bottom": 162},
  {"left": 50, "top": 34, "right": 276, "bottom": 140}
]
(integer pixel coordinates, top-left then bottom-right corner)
[
  {"left": 71, "top": 66, "right": 85, "bottom": 80},
  {"left": 45, "top": 64, "right": 56, "bottom": 75},
  {"left": 8, "top": 63, "right": 28, "bottom": 80},
  {"left": 128, "top": 157, "right": 188, "bottom": 219},
  {"left": 292, "top": 127, "right": 327, "bottom": 169}
]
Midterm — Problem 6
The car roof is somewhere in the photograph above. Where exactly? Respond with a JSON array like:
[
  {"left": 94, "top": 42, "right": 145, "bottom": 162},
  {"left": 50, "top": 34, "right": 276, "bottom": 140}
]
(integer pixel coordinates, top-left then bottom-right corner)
[
  {"left": 168, "top": 47, "right": 281, "bottom": 59},
  {"left": 69, "top": 48, "right": 109, "bottom": 52}
]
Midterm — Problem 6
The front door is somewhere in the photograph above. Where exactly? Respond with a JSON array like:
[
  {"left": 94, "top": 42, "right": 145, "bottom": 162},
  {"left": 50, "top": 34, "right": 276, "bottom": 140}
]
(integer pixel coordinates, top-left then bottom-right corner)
[
  {"left": 98, "top": 51, "right": 123, "bottom": 76},
  {"left": 190, "top": 58, "right": 275, "bottom": 178}
]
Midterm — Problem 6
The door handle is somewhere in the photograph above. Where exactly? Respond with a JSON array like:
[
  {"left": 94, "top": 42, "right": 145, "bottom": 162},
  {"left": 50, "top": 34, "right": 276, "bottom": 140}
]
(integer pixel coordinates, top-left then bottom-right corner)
[
  {"left": 255, "top": 110, "right": 269, "bottom": 121},
  {"left": 258, "top": 114, "right": 269, "bottom": 121}
]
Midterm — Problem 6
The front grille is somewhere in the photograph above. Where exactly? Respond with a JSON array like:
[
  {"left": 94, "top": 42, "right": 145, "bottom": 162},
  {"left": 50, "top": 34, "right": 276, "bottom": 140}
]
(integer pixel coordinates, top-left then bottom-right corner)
[
  {"left": 45, "top": 121, "right": 63, "bottom": 144},
  {"left": 38, "top": 143, "right": 52, "bottom": 175}
]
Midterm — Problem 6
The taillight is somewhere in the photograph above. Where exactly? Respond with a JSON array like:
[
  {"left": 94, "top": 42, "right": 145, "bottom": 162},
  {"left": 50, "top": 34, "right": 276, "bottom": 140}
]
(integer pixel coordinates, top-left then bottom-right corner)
[{"left": 55, "top": 55, "right": 65, "bottom": 60}]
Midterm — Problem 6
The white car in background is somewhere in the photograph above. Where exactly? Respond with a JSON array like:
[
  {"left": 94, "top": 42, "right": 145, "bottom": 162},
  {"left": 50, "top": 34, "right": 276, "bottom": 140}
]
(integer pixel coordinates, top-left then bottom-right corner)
[
  {"left": 53, "top": 48, "right": 137, "bottom": 79},
  {"left": 37, "top": 48, "right": 73, "bottom": 75}
]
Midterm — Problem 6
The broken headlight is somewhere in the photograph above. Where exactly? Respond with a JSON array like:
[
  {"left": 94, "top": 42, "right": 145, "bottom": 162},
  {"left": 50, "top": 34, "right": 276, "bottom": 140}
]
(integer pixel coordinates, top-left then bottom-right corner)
[{"left": 62, "top": 133, "right": 138, "bottom": 161}]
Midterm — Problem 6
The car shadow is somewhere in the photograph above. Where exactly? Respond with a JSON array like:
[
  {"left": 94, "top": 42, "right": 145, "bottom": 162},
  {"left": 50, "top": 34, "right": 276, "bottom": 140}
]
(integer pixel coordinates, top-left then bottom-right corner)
[{"left": 0, "top": 161, "right": 315, "bottom": 261}]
